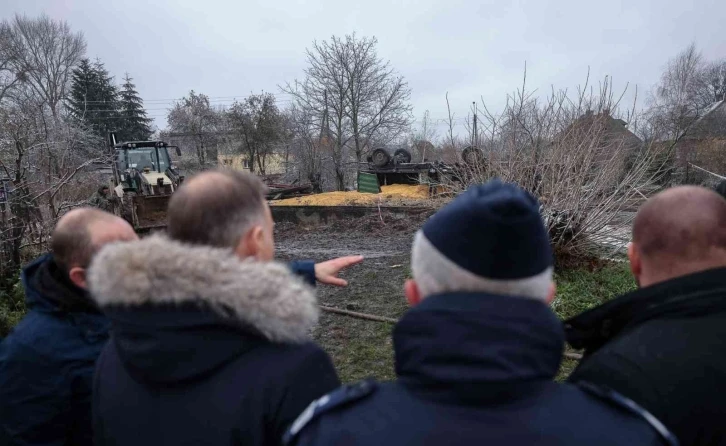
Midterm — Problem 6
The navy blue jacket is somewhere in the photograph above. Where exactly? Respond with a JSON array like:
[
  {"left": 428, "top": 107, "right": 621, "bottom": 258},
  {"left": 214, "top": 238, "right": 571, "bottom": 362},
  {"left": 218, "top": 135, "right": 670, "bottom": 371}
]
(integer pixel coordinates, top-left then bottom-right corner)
[
  {"left": 286, "top": 293, "right": 677, "bottom": 446},
  {"left": 0, "top": 250, "right": 315, "bottom": 446},
  {"left": 0, "top": 255, "right": 109, "bottom": 446},
  {"left": 88, "top": 235, "right": 338, "bottom": 446}
]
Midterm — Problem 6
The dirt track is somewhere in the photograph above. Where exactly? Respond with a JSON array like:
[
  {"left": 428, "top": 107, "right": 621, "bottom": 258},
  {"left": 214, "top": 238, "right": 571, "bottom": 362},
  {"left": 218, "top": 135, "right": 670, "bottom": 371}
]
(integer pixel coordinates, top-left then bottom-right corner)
[{"left": 274, "top": 212, "right": 426, "bottom": 382}]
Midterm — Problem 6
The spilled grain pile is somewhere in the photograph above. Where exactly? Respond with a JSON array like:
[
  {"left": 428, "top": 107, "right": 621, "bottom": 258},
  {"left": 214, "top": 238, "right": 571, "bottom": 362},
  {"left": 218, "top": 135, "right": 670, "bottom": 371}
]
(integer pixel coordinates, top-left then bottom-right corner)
[{"left": 272, "top": 184, "right": 430, "bottom": 206}]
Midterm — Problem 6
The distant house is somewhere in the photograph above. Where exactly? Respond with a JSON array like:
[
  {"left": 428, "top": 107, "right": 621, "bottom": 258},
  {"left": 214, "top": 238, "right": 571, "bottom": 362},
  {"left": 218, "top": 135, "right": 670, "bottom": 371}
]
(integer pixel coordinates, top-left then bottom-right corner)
[
  {"left": 552, "top": 110, "right": 643, "bottom": 180},
  {"left": 675, "top": 100, "right": 726, "bottom": 185},
  {"left": 217, "top": 153, "right": 287, "bottom": 175},
  {"left": 559, "top": 109, "right": 642, "bottom": 152},
  {"left": 218, "top": 154, "right": 251, "bottom": 171}
]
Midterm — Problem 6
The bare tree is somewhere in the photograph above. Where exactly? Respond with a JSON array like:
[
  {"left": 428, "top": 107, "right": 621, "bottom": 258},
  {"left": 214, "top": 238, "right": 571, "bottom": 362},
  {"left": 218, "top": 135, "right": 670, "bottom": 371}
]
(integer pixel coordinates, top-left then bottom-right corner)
[
  {"left": 0, "top": 23, "right": 24, "bottom": 103},
  {"left": 283, "top": 34, "right": 413, "bottom": 190},
  {"left": 2, "top": 14, "right": 85, "bottom": 119},
  {"left": 646, "top": 43, "right": 723, "bottom": 140},
  {"left": 1, "top": 85, "right": 103, "bottom": 275},
  {"left": 283, "top": 43, "right": 351, "bottom": 190},
  {"left": 445, "top": 92, "right": 458, "bottom": 149},
  {"left": 410, "top": 110, "right": 438, "bottom": 161},
  {"left": 167, "top": 91, "right": 222, "bottom": 167},
  {"left": 286, "top": 105, "right": 327, "bottom": 184},
  {"left": 227, "top": 93, "right": 285, "bottom": 175},
  {"left": 341, "top": 35, "right": 412, "bottom": 161},
  {"left": 0, "top": 14, "right": 99, "bottom": 310},
  {"left": 703, "top": 60, "right": 726, "bottom": 103}
]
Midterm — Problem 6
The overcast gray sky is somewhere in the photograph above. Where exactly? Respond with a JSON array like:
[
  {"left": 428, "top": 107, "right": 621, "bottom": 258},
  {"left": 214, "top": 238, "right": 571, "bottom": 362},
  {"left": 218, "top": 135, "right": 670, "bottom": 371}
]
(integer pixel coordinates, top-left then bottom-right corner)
[{"left": 2, "top": 0, "right": 724, "bottom": 136}]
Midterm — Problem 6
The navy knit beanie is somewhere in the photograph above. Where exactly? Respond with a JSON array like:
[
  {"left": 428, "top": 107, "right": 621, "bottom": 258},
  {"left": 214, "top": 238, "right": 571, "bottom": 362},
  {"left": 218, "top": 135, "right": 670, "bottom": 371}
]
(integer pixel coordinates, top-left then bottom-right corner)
[{"left": 421, "top": 179, "right": 552, "bottom": 280}]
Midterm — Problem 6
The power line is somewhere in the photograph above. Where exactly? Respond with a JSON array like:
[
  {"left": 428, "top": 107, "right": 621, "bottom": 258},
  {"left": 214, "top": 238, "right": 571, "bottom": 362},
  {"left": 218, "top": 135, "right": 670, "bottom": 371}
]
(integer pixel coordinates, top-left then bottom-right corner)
[{"left": 75, "top": 93, "right": 296, "bottom": 104}]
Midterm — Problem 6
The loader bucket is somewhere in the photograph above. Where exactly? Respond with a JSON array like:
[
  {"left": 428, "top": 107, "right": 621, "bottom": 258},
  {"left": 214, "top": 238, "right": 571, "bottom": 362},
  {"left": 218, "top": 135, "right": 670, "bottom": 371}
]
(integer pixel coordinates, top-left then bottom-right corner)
[{"left": 132, "top": 195, "right": 170, "bottom": 230}]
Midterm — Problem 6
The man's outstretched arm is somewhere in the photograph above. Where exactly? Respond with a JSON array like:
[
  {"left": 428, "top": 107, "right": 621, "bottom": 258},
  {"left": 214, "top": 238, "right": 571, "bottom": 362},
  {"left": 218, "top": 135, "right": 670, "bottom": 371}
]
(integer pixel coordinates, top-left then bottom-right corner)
[{"left": 289, "top": 256, "right": 364, "bottom": 287}]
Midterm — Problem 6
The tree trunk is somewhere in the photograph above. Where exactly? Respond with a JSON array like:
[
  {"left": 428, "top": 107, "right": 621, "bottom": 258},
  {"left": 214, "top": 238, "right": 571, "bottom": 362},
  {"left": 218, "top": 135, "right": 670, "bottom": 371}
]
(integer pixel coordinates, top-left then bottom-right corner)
[
  {"left": 354, "top": 134, "right": 362, "bottom": 162},
  {"left": 336, "top": 169, "right": 345, "bottom": 191}
]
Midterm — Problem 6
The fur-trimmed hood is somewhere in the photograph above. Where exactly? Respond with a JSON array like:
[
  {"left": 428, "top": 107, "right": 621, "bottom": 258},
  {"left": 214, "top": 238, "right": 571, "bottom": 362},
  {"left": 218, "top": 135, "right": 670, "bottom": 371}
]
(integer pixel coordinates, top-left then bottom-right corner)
[{"left": 88, "top": 235, "right": 318, "bottom": 344}]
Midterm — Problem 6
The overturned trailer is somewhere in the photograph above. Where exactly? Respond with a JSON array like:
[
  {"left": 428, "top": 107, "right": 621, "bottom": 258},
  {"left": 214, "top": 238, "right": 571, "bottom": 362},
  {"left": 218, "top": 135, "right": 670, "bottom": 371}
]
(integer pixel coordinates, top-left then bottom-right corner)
[{"left": 359, "top": 147, "right": 483, "bottom": 194}]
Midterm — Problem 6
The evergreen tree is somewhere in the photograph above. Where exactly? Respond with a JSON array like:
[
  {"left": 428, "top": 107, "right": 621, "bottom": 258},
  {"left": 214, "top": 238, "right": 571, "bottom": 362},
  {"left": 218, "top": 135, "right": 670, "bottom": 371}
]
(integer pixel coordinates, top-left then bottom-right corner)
[
  {"left": 67, "top": 59, "right": 98, "bottom": 120},
  {"left": 117, "top": 73, "right": 152, "bottom": 141},
  {"left": 66, "top": 58, "right": 120, "bottom": 140}
]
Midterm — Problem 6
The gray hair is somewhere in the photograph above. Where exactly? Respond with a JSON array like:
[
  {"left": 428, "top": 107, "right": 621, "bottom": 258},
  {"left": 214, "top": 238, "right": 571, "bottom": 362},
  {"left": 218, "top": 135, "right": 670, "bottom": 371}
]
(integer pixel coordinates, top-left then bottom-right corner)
[{"left": 411, "top": 231, "right": 553, "bottom": 301}]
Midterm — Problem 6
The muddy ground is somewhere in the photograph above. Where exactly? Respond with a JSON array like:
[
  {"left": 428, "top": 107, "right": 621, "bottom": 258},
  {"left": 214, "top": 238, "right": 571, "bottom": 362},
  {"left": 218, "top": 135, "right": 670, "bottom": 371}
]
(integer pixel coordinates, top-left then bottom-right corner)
[
  {"left": 273, "top": 210, "right": 610, "bottom": 383},
  {"left": 275, "top": 212, "right": 429, "bottom": 383}
]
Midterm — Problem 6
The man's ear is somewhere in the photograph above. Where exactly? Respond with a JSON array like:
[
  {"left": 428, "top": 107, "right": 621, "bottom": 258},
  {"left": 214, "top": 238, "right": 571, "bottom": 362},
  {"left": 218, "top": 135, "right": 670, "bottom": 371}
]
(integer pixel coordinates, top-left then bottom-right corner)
[
  {"left": 628, "top": 242, "right": 642, "bottom": 284},
  {"left": 404, "top": 279, "right": 422, "bottom": 307},
  {"left": 235, "top": 225, "right": 264, "bottom": 260},
  {"left": 546, "top": 282, "right": 556, "bottom": 305},
  {"left": 68, "top": 267, "right": 88, "bottom": 289}
]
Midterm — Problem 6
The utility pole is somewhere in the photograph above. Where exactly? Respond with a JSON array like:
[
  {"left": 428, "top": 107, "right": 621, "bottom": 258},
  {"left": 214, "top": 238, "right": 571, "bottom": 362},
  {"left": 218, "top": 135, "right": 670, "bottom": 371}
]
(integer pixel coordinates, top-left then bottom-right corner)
[
  {"left": 319, "top": 90, "right": 330, "bottom": 141},
  {"left": 315, "top": 89, "right": 330, "bottom": 180},
  {"left": 472, "top": 101, "right": 478, "bottom": 148}
]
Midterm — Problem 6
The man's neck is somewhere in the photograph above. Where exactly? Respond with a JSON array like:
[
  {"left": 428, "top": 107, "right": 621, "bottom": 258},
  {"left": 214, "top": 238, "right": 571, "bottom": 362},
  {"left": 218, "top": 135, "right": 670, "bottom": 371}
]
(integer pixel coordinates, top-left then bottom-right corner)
[{"left": 641, "top": 262, "right": 726, "bottom": 288}]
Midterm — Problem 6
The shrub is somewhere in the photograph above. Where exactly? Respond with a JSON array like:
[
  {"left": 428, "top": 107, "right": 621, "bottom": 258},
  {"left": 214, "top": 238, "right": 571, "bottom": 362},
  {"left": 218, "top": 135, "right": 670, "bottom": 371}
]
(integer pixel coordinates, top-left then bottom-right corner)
[
  {"left": 0, "top": 276, "right": 26, "bottom": 338},
  {"left": 442, "top": 72, "right": 667, "bottom": 263}
]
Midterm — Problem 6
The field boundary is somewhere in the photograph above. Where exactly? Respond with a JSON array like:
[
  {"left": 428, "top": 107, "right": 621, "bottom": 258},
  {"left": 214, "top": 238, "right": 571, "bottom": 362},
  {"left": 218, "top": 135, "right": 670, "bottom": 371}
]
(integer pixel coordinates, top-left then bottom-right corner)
[{"left": 271, "top": 205, "right": 435, "bottom": 225}]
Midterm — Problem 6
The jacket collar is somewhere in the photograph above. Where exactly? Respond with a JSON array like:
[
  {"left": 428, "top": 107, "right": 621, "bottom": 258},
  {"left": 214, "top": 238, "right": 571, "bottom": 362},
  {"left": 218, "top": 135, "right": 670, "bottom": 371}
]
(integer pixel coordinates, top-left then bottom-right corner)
[
  {"left": 22, "top": 254, "right": 100, "bottom": 314},
  {"left": 565, "top": 267, "right": 726, "bottom": 352},
  {"left": 88, "top": 234, "right": 318, "bottom": 344},
  {"left": 394, "top": 292, "right": 563, "bottom": 404}
]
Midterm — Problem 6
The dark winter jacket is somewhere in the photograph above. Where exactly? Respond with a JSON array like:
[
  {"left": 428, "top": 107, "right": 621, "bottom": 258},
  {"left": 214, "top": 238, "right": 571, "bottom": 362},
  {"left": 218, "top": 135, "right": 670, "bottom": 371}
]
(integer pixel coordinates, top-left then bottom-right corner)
[
  {"left": 286, "top": 292, "right": 676, "bottom": 446},
  {"left": 87, "top": 188, "right": 116, "bottom": 212},
  {"left": 0, "top": 255, "right": 110, "bottom": 446},
  {"left": 715, "top": 179, "right": 726, "bottom": 199},
  {"left": 88, "top": 235, "right": 340, "bottom": 446},
  {"left": 566, "top": 267, "right": 726, "bottom": 446}
]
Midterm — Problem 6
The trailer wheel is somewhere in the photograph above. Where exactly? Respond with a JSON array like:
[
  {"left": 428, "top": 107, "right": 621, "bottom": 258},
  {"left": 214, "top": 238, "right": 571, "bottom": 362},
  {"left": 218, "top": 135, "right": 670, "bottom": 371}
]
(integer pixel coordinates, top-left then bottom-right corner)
[
  {"left": 462, "top": 146, "right": 485, "bottom": 166},
  {"left": 393, "top": 148, "right": 412, "bottom": 164},
  {"left": 372, "top": 148, "right": 391, "bottom": 167}
]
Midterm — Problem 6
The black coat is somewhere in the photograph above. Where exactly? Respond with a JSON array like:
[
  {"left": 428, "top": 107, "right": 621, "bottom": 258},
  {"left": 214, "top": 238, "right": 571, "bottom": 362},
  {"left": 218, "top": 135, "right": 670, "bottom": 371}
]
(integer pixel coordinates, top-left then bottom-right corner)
[
  {"left": 0, "top": 255, "right": 109, "bottom": 446},
  {"left": 286, "top": 292, "right": 676, "bottom": 446},
  {"left": 566, "top": 267, "right": 726, "bottom": 446},
  {"left": 88, "top": 235, "right": 340, "bottom": 446}
]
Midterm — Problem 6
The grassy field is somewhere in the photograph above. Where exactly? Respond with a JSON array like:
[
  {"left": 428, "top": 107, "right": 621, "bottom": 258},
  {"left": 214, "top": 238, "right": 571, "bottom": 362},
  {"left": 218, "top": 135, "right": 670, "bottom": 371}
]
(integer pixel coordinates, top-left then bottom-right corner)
[
  {"left": 320, "top": 262, "right": 635, "bottom": 383},
  {"left": 553, "top": 263, "right": 635, "bottom": 380}
]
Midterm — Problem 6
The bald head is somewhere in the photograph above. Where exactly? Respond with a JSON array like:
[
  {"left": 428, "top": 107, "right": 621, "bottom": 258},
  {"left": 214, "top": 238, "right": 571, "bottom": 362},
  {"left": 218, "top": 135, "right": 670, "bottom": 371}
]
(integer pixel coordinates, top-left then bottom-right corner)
[
  {"left": 631, "top": 186, "right": 726, "bottom": 286},
  {"left": 167, "top": 169, "right": 268, "bottom": 249},
  {"left": 52, "top": 208, "right": 137, "bottom": 287}
]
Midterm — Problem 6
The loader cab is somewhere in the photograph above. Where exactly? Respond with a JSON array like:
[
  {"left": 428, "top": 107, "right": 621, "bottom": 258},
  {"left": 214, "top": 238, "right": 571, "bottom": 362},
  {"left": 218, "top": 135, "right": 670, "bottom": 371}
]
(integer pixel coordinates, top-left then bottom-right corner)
[
  {"left": 113, "top": 141, "right": 182, "bottom": 192},
  {"left": 115, "top": 141, "right": 173, "bottom": 174}
]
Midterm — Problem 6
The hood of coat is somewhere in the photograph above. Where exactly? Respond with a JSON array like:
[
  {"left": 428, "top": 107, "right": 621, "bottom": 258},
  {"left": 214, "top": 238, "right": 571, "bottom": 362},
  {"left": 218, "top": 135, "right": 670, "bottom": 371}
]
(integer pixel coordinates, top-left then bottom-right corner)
[
  {"left": 394, "top": 292, "right": 564, "bottom": 404},
  {"left": 565, "top": 266, "right": 726, "bottom": 353},
  {"left": 22, "top": 254, "right": 100, "bottom": 314},
  {"left": 87, "top": 235, "right": 318, "bottom": 384}
]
